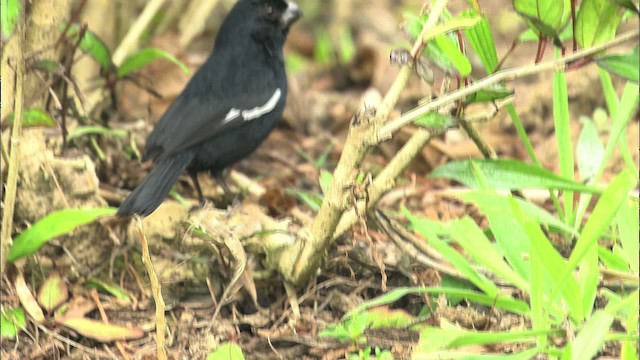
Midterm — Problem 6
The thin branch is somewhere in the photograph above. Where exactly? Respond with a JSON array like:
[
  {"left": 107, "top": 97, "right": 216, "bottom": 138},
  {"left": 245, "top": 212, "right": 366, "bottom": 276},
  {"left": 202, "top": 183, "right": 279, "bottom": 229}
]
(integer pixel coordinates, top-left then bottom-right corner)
[
  {"left": 111, "top": 0, "right": 168, "bottom": 65},
  {"left": 379, "top": 29, "right": 640, "bottom": 138},
  {"left": 1, "top": 22, "right": 25, "bottom": 276}
]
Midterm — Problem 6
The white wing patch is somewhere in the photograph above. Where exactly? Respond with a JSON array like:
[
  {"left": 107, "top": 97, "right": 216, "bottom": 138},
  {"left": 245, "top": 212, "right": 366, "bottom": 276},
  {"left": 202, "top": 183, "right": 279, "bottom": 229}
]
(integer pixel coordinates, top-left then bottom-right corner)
[{"left": 222, "top": 88, "right": 282, "bottom": 125}]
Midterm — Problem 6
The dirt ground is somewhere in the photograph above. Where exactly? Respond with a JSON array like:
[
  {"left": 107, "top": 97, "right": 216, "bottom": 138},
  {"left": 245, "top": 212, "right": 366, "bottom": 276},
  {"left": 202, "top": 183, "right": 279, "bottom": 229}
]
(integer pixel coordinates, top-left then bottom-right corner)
[{"left": 1, "top": 0, "right": 638, "bottom": 359}]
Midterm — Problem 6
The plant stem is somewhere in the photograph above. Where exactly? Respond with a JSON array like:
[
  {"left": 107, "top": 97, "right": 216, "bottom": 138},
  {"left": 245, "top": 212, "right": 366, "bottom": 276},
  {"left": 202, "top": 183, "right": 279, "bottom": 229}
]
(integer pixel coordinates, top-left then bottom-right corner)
[{"left": 1, "top": 22, "right": 25, "bottom": 276}]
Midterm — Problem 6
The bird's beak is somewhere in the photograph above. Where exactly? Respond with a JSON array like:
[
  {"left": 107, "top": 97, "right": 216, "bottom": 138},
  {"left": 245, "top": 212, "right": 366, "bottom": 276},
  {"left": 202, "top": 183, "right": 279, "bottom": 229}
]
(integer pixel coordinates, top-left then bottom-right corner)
[{"left": 281, "top": 1, "right": 303, "bottom": 29}]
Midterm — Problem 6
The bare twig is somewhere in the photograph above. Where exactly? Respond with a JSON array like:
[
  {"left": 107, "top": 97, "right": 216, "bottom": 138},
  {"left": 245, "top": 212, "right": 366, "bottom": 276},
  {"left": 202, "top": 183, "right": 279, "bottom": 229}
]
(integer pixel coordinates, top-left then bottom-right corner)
[
  {"left": 1, "top": 21, "right": 25, "bottom": 276},
  {"left": 111, "top": 0, "right": 168, "bottom": 65},
  {"left": 136, "top": 217, "right": 167, "bottom": 360}
]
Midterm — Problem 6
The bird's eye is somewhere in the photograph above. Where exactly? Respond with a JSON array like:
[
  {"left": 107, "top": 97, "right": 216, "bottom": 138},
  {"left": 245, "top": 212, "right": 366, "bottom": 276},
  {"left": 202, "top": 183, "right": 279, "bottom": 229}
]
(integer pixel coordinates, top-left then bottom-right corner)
[{"left": 264, "top": 5, "right": 274, "bottom": 15}]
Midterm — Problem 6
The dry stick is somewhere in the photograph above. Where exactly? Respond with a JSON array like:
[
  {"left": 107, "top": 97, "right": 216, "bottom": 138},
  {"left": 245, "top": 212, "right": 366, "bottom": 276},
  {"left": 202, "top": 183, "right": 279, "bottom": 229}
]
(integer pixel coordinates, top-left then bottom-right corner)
[
  {"left": 111, "top": 0, "right": 168, "bottom": 65},
  {"left": 287, "top": 0, "right": 451, "bottom": 284},
  {"left": 136, "top": 217, "right": 167, "bottom": 360},
  {"left": 1, "top": 23, "right": 25, "bottom": 276},
  {"left": 379, "top": 29, "right": 640, "bottom": 138}
]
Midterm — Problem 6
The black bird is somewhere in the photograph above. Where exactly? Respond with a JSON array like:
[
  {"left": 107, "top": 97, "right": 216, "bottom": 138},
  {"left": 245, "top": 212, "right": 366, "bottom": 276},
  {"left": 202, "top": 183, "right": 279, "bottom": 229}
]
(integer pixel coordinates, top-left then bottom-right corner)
[{"left": 118, "top": 0, "right": 302, "bottom": 217}]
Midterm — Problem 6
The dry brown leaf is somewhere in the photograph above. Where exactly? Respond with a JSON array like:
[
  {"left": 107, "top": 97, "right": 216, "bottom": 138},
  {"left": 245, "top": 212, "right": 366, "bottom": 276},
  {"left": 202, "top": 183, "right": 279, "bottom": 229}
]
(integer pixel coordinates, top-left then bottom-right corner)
[
  {"left": 59, "top": 317, "right": 144, "bottom": 342},
  {"left": 15, "top": 272, "right": 45, "bottom": 323}
]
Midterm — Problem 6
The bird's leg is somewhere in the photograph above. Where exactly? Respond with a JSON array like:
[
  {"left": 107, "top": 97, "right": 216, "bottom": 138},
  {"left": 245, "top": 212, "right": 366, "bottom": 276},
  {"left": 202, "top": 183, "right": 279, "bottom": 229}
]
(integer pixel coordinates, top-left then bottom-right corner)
[
  {"left": 212, "top": 170, "right": 233, "bottom": 197},
  {"left": 189, "top": 172, "right": 206, "bottom": 205}
]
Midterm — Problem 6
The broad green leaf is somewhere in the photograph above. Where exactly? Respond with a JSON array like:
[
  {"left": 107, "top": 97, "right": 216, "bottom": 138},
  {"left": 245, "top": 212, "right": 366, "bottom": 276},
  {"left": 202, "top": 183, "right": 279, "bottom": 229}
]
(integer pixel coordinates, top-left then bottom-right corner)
[
  {"left": 577, "top": 117, "right": 605, "bottom": 182},
  {"left": 117, "top": 48, "right": 189, "bottom": 78},
  {"left": 575, "top": 0, "right": 624, "bottom": 48},
  {"left": 1, "top": 308, "right": 26, "bottom": 339},
  {"left": 512, "top": 0, "right": 571, "bottom": 38},
  {"left": 462, "top": 10, "right": 499, "bottom": 74},
  {"left": 207, "top": 342, "right": 245, "bottom": 360},
  {"left": 434, "top": 34, "right": 472, "bottom": 76},
  {"left": 1, "top": 0, "right": 21, "bottom": 39},
  {"left": 431, "top": 159, "right": 601, "bottom": 193},
  {"left": 596, "top": 48, "right": 640, "bottom": 84},
  {"left": 5, "top": 108, "right": 55, "bottom": 127},
  {"left": 64, "top": 23, "right": 112, "bottom": 71},
  {"left": 8, "top": 208, "right": 117, "bottom": 262}
]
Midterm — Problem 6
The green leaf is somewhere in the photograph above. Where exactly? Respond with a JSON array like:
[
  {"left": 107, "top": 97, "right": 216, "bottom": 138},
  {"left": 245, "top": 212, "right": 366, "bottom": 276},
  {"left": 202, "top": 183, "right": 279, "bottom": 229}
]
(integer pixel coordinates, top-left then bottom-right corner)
[
  {"left": 462, "top": 10, "right": 499, "bottom": 74},
  {"left": 86, "top": 278, "right": 132, "bottom": 303},
  {"left": 617, "top": 199, "right": 639, "bottom": 273},
  {"left": 433, "top": 34, "right": 472, "bottom": 76},
  {"left": 285, "top": 189, "right": 322, "bottom": 211},
  {"left": 1, "top": 0, "right": 21, "bottom": 39},
  {"left": 575, "top": 0, "right": 624, "bottom": 48},
  {"left": 464, "top": 83, "right": 514, "bottom": 104},
  {"left": 596, "top": 48, "right": 640, "bottom": 84},
  {"left": 512, "top": 0, "right": 571, "bottom": 38},
  {"left": 456, "top": 192, "right": 531, "bottom": 282},
  {"left": 449, "top": 216, "right": 530, "bottom": 291},
  {"left": 431, "top": 159, "right": 601, "bottom": 193},
  {"left": 8, "top": 208, "right": 117, "bottom": 262},
  {"left": 206, "top": 342, "right": 245, "bottom": 360},
  {"left": 5, "top": 108, "right": 55, "bottom": 127},
  {"left": 413, "top": 112, "right": 457, "bottom": 131},
  {"left": 345, "top": 286, "right": 530, "bottom": 319},
  {"left": 67, "top": 126, "right": 128, "bottom": 142},
  {"left": 405, "top": 208, "right": 501, "bottom": 297},
  {"left": 511, "top": 198, "right": 584, "bottom": 321},
  {"left": 117, "top": 48, "right": 189, "bottom": 78},
  {"left": 416, "top": 325, "right": 549, "bottom": 353},
  {"left": 1, "top": 307, "right": 26, "bottom": 339},
  {"left": 553, "top": 170, "right": 637, "bottom": 318},
  {"left": 553, "top": 64, "right": 574, "bottom": 223},
  {"left": 314, "top": 29, "right": 334, "bottom": 65},
  {"left": 64, "top": 23, "right": 113, "bottom": 71},
  {"left": 577, "top": 117, "right": 605, "bottom": 182},
  {"left": 319, "top": 170, "right": 333, "bottom": 196}
]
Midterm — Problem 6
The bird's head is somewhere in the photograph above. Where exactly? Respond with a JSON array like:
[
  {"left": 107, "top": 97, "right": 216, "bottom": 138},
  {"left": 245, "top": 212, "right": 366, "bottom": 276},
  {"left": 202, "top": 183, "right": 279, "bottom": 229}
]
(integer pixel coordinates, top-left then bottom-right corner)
[{"left": 218, "top": 0, "right": 302, "bottom": 44}]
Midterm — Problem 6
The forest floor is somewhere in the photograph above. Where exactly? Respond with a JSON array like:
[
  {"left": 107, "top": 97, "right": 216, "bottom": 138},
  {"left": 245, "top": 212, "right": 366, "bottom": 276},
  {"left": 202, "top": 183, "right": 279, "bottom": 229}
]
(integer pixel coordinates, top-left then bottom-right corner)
[{"left": 2, "top": 0, "right": 638, "bottom": 359}]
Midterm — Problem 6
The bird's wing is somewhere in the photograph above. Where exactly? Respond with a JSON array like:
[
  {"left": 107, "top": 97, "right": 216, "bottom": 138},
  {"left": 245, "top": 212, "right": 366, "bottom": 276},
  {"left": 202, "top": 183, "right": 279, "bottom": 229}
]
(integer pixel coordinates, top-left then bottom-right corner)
[{"left": 143, "top": 86, "right": 284, "bottom": 161}]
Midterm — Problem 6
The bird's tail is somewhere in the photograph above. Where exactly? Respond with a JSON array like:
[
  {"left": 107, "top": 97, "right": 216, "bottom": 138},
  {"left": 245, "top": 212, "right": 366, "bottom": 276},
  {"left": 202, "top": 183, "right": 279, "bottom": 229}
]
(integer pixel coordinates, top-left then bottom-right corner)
[{"left": 117, "top": 152, "right": 193, "bottom": 217}]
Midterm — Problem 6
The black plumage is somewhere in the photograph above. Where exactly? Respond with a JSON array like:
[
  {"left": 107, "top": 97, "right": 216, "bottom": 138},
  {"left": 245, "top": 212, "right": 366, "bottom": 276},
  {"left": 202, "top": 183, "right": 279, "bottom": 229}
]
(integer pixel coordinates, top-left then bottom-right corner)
[{"left": 118, "top": 0, "right": 302, "bottom": 217}]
